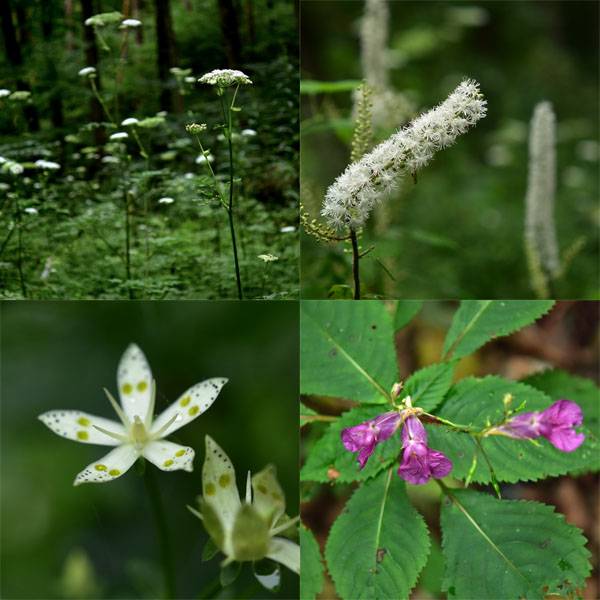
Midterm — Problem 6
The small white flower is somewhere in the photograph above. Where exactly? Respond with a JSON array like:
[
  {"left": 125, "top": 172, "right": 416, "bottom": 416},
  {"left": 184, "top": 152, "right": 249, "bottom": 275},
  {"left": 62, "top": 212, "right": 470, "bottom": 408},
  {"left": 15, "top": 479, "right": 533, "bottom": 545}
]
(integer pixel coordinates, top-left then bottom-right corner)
[
  {"left": 189, "top": 436, "right": 299, "bottom": 575},
  {"left": 109, "top": 132, "right": 129, "bottom": 141},
  {"left": 184, "top": 172, "right": 195, "bottom": 179},
  {"left": 156, "top": 110, "right": 168, "bottom": 117},
  {"left": 120, "top": 18, "right": 142, "bottom": 28},
  {"left": 78, "top": 66, "right": 97, "bottom": 77},
  {"left": 24, "top": 207, "right": 39, "bottom": 214},
  {"left": 280, "top": 225, "right": 296, "bottom": 233},
  {"left": 0, "top": 89, "right": 11, "bottom": 98},
  {"left": 121, "top": 117, "right": 139, "bottom": 126},
  {"left": 35, "top": 159, "right": 60, "bottom": 170},
  {"left": 158, "top": 197, "right": 174, "bottom": 204},
  {"left": 199, "top": 69, "right": 252, "bottom": 87},
  {"left": 196, "top": 153, "right": 214, "bottom": 164},
  {"left": 8, "top": 162, "right": 24, "bottom": 175},
  {"left": 258, "top": 253, "right": 278, "bottom": 262},
  {"left": 184, "top": 76, "right": 196, "bottom": 83},
  {"left": 38, "top": 344, "right": 227, "bottom": 486},
  {"left": 241, "top": 129, "right": 257, "bottom": 137},
  {"left": 101, "top": 155, "right": 120, "bottom": 164}
]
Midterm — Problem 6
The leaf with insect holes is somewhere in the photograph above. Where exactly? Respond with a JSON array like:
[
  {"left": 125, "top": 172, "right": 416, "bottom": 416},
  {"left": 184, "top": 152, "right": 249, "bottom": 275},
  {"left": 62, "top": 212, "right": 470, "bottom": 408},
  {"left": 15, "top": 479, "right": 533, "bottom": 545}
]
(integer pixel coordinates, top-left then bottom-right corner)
[{"left": 441, "top": 488, "right": 591, "bottom": 599}]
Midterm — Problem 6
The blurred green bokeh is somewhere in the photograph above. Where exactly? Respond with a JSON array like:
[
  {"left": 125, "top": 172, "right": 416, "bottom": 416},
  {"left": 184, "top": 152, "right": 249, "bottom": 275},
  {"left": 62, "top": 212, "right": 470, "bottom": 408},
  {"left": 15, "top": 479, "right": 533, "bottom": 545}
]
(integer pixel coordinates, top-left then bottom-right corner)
[
  {"left": 1, "top": 300, "right": 299, "bottom": 599},
  {"left": 301, "top": 0, "right": 599, "bottom": 299}
]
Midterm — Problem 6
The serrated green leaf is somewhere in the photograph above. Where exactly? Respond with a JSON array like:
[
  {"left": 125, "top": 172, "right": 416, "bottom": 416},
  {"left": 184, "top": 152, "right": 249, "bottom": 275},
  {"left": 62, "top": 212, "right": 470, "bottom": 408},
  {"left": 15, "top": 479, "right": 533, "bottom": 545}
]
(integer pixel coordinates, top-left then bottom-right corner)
[
  {"left": 325, "top": 469, "right": 430, "bottom": 600},
  {"left": 300, "top": 405, "right": 396, "bottom": 484},
  {"left": 441, "top": 488, "right": 591, "bottom": 599},
  {"left": 404, "top": 360, "right": 457, "bottom": 412},
  {"left": 300, "top": 403, "right": 320, "bottom": 427},
  {"left": 427, "top": 377, "right": 599, "bottom": 483},
  {"left": 300, "top": 526, "right": 325, "bottom": 600},
  {"left": 393, "top": 301, "right": 422, "bottom": 332},
  {"left": 301, "top": 301, "right": 398, "bottom": 403},
  {"left": 442, "top": 300, "right": 554, "bottom": 360}
]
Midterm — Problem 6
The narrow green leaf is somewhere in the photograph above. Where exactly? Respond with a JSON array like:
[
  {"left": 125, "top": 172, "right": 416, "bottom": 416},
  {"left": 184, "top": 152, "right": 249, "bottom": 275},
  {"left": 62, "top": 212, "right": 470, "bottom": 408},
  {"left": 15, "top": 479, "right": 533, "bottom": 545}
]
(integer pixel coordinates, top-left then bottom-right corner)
[
  {"left": 393, "top": 301, "right": 422, "bottom": 332},
  {"left": 300, "top": 526, "right": 325, "bottom": 600},
  {"left": 427, "top": 377, "right": 599, "bottom": 483},
  {"left": 441, "top": 488, "right": 591, "bottom": 599},
  {"left": 442, "top": 300, "right": 554, "bottom": 360},
  {"left": 325, "top": 469, "right": 430, "bottom": 600},
  {"left": 301, "top": 301, "right": 398, "bottom": 404},
  {"left": 404, "top": 360, "right": 457, "bottom": 412},
  {"left": 300, "top": 79, "right": 363, "bottom": 95},
  {"left": 300, "top": 405, "right": 396, "bottom": 484}
]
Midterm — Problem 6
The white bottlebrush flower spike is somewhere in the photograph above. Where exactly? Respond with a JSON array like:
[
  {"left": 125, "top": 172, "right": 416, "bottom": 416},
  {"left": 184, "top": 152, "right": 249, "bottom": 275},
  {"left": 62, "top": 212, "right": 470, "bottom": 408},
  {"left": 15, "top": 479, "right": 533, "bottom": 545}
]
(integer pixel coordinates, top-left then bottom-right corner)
[
  {"left": 38, "top": 344, "right": 227, "bottom": 486},
  {"left": 198, "top": 69, "right": 252, "bottom": 87},
  {"left": 189, "top": 436, "right": 299, "bottom": 575},
  {"left": 323, "top": 79, "right": 487, "bottom": 230}
]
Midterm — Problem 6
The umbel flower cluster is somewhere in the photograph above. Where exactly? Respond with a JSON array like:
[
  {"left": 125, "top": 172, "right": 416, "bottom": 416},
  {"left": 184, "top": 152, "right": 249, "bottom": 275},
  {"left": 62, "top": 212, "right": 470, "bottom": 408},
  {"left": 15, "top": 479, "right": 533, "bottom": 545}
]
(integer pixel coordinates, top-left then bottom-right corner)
[
  {"left": 323, "top": 79, "right": 487, "bottom": 230},
  {"left": 198, "top": 69, "right": 252, "bottom": 87}
]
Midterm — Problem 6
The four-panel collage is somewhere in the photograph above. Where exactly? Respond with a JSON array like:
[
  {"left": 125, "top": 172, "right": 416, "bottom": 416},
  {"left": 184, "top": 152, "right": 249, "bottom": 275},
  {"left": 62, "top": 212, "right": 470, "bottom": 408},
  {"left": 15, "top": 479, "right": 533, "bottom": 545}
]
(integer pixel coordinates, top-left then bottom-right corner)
[{"left": 0, "top": 1, "right": 598, "bottom": 600}]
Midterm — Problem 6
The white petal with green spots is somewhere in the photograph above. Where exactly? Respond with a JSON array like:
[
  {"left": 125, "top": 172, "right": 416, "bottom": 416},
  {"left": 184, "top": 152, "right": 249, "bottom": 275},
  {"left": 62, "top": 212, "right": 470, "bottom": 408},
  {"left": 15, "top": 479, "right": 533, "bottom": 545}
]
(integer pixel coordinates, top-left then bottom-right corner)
[
  {"left": 38, "top": 411, "right": 126, "bottom": 445},
  {"left": 73, "top": 444, "right": 139, "bottom": 486}
]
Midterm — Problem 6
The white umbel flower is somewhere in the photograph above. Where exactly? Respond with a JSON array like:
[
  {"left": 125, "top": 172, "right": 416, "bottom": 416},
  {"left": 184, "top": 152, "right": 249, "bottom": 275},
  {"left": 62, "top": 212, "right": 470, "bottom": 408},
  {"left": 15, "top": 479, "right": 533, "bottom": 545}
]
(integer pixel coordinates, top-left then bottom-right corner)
[
  {"left": 78, "top": 66, "right": 97, "bottom": 77},
  {"left": 109, "top": 132, "right": 129, "bottom": 141},
  {"left": 199, "top": 69, "right": 252, "bottom": 87},
  {"left": 120, "top": 18, "right": 142, "bottom": 28},
  {"left": 323, "top": 79, "right": 487, "bottom": 229},
  {"left": 121, "top": 117, "right": 139, "bottom": 126},
  {"left": 38, "top": 344, "right": 227, "bottom": 486},
  {"left": 524, "top": 101, "right": 560, "bottom": 278}
]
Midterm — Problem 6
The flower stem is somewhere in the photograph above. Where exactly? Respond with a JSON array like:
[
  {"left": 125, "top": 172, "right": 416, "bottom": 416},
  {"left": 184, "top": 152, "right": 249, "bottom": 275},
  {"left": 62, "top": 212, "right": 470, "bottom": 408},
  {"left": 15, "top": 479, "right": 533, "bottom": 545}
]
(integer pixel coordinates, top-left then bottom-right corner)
[
  {"left": 13, "top": 195, "right": 28, "bottom": 298},
  {"left": 350, "top": 228, "right": 361, "bottom": 299},
  {"left": 220, "top": 87, "right": 243, "bottom": 299},
  {"left": 90, "top": 77, "right": 115, "bottom": 125},
  {"left": 143, "top": 466, "right": 176, "bottom": 599}
]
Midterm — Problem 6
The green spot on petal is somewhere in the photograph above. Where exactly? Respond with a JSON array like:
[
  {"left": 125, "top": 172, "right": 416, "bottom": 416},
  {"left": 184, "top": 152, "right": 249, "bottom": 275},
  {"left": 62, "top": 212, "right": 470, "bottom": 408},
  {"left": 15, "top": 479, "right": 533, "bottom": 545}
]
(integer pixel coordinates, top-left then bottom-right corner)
[
  {"left": 257, "top": 484, "right": 267, "bottom": 494},
  {"left": 219, "top": 474, "right": 230, "bottom": 488},
  {"left": 188, "top": 405, "right": 199, "bottom": 416},
  {"left": 77, "top": 417, "right": 91, "bottom": 427},
  {"left": 180, "top": 396, "right": 191, "bottom": 406},
  {"left": 163, "top": 459, "right": 174, "bottom": 467},
  {"left": 122, "top": 383, "right": 132, "bottom": 395},
  {"left": 76, "top": 430, "right": 89, "bottom": 440},
  {"left": 175, "top": 449, "right": 186, "bottom": 457},
  {"left": 109, "top": 469, "right": 120, "bottom": 476},
  {"left": 137, "top": 381, "right": 148, "bottom": 392},
  {"left": 95, "top": 464, "right": 107, "bottom": 471},
  {"left": 205, "top": 483, "right": 216, "bottom": 496}
]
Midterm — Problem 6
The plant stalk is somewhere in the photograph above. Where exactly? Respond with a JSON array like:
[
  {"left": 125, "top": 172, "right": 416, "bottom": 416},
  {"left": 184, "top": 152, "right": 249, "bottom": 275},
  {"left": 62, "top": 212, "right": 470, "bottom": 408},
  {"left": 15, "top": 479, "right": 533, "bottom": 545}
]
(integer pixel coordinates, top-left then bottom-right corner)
[
  {"left": 143, "top": 466, "right": 176, "bottom": 600},
  {"left": 350, "top": 228, "right": 361, "bottom": 299}
]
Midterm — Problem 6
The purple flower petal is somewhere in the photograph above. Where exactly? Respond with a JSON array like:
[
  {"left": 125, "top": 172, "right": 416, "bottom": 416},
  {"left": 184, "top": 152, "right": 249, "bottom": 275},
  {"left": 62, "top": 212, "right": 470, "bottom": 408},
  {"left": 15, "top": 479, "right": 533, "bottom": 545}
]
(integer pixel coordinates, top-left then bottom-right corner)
[{"left": 341, "top": 411, "right": 401, "bottom": 471}]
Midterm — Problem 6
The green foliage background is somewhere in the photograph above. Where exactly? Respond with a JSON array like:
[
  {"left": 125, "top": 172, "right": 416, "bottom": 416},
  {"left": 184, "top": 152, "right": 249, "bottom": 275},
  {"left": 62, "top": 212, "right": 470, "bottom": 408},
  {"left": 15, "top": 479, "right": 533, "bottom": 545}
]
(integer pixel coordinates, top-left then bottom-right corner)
[
  {"left": 300, "top": 1, "right": 599, "bottom": 299},
  {"left": 0, "top": 300, "right": 299, "bottom": 599}
]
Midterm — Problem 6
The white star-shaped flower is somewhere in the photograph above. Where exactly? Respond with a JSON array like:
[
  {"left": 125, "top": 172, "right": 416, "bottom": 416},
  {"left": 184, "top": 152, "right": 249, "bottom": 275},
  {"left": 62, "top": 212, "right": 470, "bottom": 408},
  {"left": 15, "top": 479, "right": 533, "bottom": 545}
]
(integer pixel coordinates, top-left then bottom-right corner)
[
  {"left": 38, "top": 344, "right": 227, "bottom": 486},
  {"left": 189, "top": 436, "right": 300, "bottom": 576}
]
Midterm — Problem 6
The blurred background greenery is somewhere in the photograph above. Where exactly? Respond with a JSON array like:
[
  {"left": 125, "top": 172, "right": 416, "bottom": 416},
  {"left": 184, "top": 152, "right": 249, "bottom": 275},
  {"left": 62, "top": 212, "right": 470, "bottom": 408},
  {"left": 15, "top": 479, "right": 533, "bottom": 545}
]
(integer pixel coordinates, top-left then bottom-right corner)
[
  {"left": 1, "top": 300, "right": 299, "bottom": 599},
  {"left": 300, "top": 0, "right": 599, "bottom": 299}
]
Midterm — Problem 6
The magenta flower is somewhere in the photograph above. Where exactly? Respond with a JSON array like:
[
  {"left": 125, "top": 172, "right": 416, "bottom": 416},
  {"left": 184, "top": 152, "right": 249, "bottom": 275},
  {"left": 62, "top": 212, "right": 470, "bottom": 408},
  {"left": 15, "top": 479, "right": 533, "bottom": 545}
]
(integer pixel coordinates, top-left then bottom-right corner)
[
  {"left": 341, "top": 411, "right": 401, "bottom": 470},
  {"left": 495, "top": 399, "right": 585, "bottom": 452},
  {"left": 397, "top": 415, "right": 453, "bottom": 485}
]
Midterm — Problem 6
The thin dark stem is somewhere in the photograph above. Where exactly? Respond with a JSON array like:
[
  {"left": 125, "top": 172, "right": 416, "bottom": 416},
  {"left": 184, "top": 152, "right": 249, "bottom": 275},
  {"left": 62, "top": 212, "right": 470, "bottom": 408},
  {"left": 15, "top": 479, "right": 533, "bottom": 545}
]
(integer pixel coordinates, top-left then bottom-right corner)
[
  {"left": 350, "top": 228, "right": 360, "bottom": 300},
  {"left": 13, "top": 196, "right": 28, "bottom": 298},
  {"left": 124, "top": 189, "right": 133, "bottom": 299},
  {"left": 143, "top": 467, "right": 176, "bottom": 600},
  {"left": 220, "top": 87, "right": 243, "bottom": 299}
]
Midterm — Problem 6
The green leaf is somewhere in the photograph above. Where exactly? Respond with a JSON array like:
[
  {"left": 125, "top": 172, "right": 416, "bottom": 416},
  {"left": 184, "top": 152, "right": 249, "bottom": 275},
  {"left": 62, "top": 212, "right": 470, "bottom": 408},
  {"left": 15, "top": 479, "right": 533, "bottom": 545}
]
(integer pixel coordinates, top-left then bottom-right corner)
[
  {"left": 201, "top": 537, "right": 219, "bottom": 562},
  {"left": 393, "top": 301, "right": 422, "bottom": 332},
  {"left": 300, "top": 405, "right": 396, "bottom": 484},
  {"left": 442, "top": 300, "right": 554, "bottom": 360},
  {"left": 427, "top": 377, "right": 599, "bottom": 483},
  {"left": 441, "top": 488, "right": 592, "bottom": 599},
  {"left": 325, "top": 469, "right": 430, "bottom": 600},
  {"left": 301, "top": 301, "right": 398, "bottom": 403},
  {"left": 404, "top": 360, "right": 457, "bottom": 412},
  {"left": 300, "top": 403, "right": 320, "bottom": 427},
  {"left": 300, "top": 526, "right": 325, "bottom": 600},
  {"left": 300, "top": 79, "right": 363, "bottom": 95},
  {"left": 220, "top": 561, "right": 242, "bottom": 587}
]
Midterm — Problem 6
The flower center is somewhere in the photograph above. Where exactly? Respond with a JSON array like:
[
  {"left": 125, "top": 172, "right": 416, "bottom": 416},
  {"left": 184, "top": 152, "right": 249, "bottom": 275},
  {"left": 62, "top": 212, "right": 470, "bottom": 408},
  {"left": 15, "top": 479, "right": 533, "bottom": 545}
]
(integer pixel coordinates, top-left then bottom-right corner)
[{"left": 131, "top": 415, "right": 149, "bottom": 445}]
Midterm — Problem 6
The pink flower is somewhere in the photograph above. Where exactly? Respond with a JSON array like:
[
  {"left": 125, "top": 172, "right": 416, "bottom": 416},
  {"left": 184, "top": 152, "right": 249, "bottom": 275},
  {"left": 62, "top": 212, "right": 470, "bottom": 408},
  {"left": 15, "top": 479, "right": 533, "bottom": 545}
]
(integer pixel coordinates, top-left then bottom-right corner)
[
  {"left": 341, "top": 411, "right": 401, "bottom": 471},
  {"left": 496, "top": 399, "right": 585, "bottom": 452},
  {"left": 396, "top": 415, "right": 452, "bottom": 485}
]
